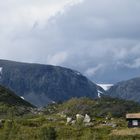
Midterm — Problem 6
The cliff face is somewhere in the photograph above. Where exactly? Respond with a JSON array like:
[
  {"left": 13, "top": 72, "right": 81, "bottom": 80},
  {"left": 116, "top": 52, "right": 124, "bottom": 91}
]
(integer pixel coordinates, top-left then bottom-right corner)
[{"left": 0, "top": 59, "right": 102, "bottom": 107}]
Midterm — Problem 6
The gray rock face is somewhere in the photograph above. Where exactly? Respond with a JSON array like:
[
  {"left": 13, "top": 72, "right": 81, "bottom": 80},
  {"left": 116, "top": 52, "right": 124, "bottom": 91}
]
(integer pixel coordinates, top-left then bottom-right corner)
[
  {"left": 0, "top": 59, "right": 102, "bottom": 107},
  {"left": 107, "top": 77, "right": 140, "bottom": 103}
]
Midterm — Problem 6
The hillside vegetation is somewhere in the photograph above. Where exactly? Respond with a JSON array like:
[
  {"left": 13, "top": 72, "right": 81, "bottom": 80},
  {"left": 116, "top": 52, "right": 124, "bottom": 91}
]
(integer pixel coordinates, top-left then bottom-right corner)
[
  {"left": 0, "top": 97, "right": 139, "bottom": 140},
  {"left": 44, "top": 97, "right": 140, "bottom": 118},
  {"left": 0, "top": 85, "right": 34, "bottom": 107},
  {"left": 0, "top": 85, "right": 34, "bottom": 118}
]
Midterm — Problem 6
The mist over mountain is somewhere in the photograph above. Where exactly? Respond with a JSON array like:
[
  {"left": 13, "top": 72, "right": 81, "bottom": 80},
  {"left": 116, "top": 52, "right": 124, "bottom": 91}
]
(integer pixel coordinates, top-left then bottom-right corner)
[{"left": 1, "top": 0, "right": 140, "bottom": 84}]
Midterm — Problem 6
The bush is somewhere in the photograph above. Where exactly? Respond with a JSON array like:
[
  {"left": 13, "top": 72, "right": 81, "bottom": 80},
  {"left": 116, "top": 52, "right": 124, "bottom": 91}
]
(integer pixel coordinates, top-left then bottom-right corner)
[{"left": 40, "top": 126, "right": 57, "bottom": 140}]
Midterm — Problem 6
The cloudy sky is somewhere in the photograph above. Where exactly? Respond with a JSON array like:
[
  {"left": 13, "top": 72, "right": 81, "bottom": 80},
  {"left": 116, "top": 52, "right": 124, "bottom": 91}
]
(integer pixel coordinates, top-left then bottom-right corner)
[{"left": 0, "top": 0, "right": 140, "bottom": 83}]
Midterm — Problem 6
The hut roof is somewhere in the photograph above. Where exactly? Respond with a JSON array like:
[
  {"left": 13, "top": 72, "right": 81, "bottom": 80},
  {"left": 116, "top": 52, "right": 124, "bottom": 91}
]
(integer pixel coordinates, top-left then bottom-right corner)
[{"left": 126, "top": 113, "right": 140, "bottom": 119}]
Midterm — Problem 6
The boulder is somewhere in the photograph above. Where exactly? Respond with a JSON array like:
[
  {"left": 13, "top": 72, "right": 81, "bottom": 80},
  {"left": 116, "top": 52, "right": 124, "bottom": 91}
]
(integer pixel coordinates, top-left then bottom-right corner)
[
  {"left": 76, "top": 114, "right": 84, "bottom": 120},
  {"left": 67, "top": 117, "right": 72, "bottom": 124},
  {"left": 71, "top": 120, "right": 76, "bottom": 125},
  {"left": 83, "top": 114, "right": 91, "bottom": 123},
  {"left": 84, "top": 122, "right": 94, "bottom": 127}
]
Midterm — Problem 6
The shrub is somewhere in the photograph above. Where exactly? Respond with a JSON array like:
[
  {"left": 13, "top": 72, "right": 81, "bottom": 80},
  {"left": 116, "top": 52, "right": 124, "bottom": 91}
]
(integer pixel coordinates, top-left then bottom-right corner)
[{"left": 40, "top": 126, "right": 57, "bottom": 140}]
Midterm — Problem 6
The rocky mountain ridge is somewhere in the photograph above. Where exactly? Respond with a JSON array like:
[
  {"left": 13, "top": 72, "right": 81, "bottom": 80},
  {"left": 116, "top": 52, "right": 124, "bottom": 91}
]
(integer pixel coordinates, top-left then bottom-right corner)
[
  {"left": 107, "top": 77, "right": 140, "bottom": 103},
  {"left": 0, "top": 59, "right": 104, "bottom": 107}
]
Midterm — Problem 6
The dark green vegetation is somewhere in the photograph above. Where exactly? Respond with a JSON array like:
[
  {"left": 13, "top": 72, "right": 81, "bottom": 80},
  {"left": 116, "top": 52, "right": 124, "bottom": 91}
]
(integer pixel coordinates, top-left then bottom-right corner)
[
  {"left": 107, "top": 77, "right": 140, "bottom": 103},
  {"left": 0, "top": 97, "right": 140, "bottom": 140},
  {"left": 0, "top": 85, "right": 33, "bottom": 107},
  {"left": 0, "top": 85, "right": 34, "bottom": 118},
  {"left": 0, "top": 59, "right": 103, "bottom": 107},
  {"left": 48, "top": 97, "right": 140, "bottom": 118}
]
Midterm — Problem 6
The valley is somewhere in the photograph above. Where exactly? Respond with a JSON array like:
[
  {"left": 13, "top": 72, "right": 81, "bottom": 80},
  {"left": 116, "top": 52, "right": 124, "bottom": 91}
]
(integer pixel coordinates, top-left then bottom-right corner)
[{"left": 0, "top": 60, "right": 140, "bottom": 139}]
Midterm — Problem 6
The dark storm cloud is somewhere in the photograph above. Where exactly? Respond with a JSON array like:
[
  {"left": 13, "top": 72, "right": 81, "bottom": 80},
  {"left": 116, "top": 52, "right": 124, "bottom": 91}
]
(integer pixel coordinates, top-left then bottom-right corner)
[{"left": 0, "top": 0, "right": 140, "bottom": 83}]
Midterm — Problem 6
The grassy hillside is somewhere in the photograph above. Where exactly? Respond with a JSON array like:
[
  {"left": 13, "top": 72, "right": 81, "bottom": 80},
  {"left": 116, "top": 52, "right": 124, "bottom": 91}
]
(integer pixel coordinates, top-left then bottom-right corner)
[
  {"left": 0, "top": 97, "right": 140, "bottom": 140},
  {"left": 44, "top": 97, "right": 140, "bottom": 118}
]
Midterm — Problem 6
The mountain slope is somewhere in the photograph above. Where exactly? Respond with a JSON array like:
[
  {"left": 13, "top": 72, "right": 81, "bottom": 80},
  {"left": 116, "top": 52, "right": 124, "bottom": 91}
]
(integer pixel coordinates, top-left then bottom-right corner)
[
  {"left": 0, "top": 85, "right": 33, "bottom": 107},
  {"left": 0, "top": 59, "right": 103, "bottom": 106},
  {"left": 107, "top": 77, "right": 140, "bottom": 103}
]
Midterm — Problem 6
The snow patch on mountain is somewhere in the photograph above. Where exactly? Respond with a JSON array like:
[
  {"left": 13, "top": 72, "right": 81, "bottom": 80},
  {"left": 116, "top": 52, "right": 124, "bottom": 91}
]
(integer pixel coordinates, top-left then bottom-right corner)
[
  {"left": 0, "top": 67, "right": 3, "bottom": 79},
  {"left": 20, "top": 96, "right": 25, "bottom": 100},
  {"left": 74, "top": 70, "right": 81, "bottom": 76},
  {"left": 0, "top": 67, "right": 3, "bottom": 75},
  {"left": 97, "top": 84, "right": 113, "bottom": 91},
  {"left": 97, "top": 90, "right": 103, "bottom": 98}
]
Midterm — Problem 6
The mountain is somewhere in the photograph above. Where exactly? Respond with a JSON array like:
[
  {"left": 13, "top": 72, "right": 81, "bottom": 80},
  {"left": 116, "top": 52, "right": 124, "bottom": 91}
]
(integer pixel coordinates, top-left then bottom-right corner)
[
  {"left": 0, "top": 59, "right": 103, "bottom": 107},
  {"left": 0, "top": 85, "right": 33, "bottom": 107},
  {"left": 107, "top": 77, "right": 140, "bottom": 103}
]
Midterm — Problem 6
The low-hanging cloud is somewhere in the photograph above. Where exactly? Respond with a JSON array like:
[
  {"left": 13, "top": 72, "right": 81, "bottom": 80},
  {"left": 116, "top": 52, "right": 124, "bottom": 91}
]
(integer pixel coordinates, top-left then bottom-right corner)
[{"left": 0, "top": 0, "right": 140, "bottom": 83}]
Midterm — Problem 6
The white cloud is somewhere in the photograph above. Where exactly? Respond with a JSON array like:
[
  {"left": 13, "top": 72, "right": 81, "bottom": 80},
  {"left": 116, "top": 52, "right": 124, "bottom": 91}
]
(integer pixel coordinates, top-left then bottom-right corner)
[
  {"left": 1, "top": 0, "right": 140, "bottom": 83},
  {"left": 124, "top": 58, "right": 140, "bottom": 69},
  {"left": 46, "top": 52, "right": 68, "bottom": 65},
  {"left": 85, "top": 64, "right": 104, "bottom": 76},
  {"left": 0, "top": 0, "right": 83, "bottom": 29}
]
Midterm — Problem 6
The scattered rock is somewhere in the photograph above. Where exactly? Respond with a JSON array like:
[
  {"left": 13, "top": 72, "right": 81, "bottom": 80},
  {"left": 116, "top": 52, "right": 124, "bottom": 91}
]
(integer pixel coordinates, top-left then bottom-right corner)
[
  {"left": 83, "top": 114, "right": 91, "bottom": 123},
  {"left": 101, "top": 121, "right": 107, "bottom": 124},
  {"left": 105, "top": 116, "right": 111, "bottom": 120},
  {"left": 111, "top": 118, "right": 114, "bottom": 121},
  {"left": 84, "top": 122, "right": 94, "bottom": 127},
  {"left": 67, "top": 117, "right": 72, "bottom": 124},
  {"left": 58, "top": 112, "right": 67, "bottom": 118},
  {"left": 71, "top": 120, "right": 76, "bottom": 125},
  {"left": 103, "top": 122, "right": 117, "bottom": 128},
  {"left": 76, "top": 114, "right": 84, "bottom": 121}
]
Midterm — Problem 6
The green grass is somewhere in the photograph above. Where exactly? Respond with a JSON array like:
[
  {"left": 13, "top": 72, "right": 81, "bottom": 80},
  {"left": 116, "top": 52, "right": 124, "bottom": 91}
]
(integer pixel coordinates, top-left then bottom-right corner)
[
  {"left": 0, "top": 113, "right": 137, "bottom": 140},
  {"left": 0, "top": 97, "right": 140, "bottom": 139}
]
